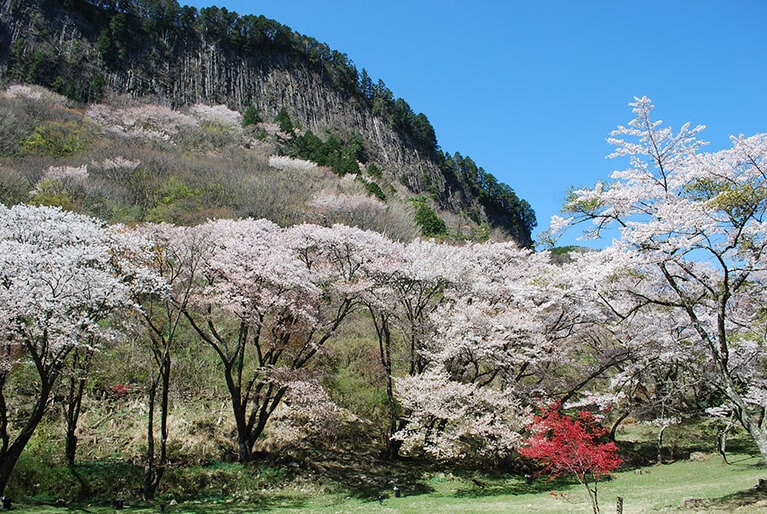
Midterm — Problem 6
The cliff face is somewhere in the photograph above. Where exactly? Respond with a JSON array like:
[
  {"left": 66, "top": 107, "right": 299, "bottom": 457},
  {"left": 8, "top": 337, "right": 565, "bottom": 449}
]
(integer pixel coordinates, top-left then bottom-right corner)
[
  {"left": 147, "top": 49, "right": 455, "bottom": 208},
  {"left": 0, "top": 0, "right": 534, "bottom": 246}
]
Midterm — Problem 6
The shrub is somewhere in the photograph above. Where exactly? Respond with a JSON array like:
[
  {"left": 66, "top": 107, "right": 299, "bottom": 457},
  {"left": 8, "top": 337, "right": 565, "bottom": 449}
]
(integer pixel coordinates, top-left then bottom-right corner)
[
  {"left": 412, "top": 198, "right": 447, "bottom": 237},
  {"left": 274, "top": 108, "right": 294, "bottom": 133},
  {"left": 21, "top": 120, "right": 93, "bottom": 157},
  {"left": 366, "top": 162, "right": 382, "bottom": 178},
  {"left": 28, "top": 179, "right": 80, "bottom": 210},
  {"left": 242, "top": 105, "right": 261, "bottom": 127},
  {"left": 0, "top": 94, "right": 38, "bottom": 156},
  {"left": 0, "top": 168, "right": 31, "bottom": 205},
  {"left": 521, "top": 404, "right": 621, "bottom": 514},
  {"left": 357, "top": 176, "right": 386, "bottom": 201}
]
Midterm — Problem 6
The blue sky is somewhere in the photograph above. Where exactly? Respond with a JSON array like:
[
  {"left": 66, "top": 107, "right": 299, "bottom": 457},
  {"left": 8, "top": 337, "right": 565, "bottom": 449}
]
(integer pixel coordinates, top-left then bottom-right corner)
[{"left": 183, "top": 0, "right": 767, "bottom": 246}]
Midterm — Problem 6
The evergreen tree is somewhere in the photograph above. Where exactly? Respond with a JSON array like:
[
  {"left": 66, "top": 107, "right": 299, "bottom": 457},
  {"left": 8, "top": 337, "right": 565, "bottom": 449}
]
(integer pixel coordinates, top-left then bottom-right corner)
[
  {"left": 242, "top": 105, "right": 261, "bottom": 127},
  {"left": 412, "top": 198, "right": 447, "bottom": 237},
  {"left": 274, "top": 108, "right": 294, "bottom": 133}
]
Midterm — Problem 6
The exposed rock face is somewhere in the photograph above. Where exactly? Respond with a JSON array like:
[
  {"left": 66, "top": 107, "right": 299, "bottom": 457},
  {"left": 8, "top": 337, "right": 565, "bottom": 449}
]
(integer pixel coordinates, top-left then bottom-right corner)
[{"left": 0, "top": 0, "right": 533, "bottom": 246}]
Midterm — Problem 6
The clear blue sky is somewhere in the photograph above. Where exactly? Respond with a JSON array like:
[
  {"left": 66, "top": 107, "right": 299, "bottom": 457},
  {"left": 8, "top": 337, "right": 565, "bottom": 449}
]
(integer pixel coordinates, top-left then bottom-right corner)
[{"left": 183, "top": 0, "right": 766, "bottom": 246}]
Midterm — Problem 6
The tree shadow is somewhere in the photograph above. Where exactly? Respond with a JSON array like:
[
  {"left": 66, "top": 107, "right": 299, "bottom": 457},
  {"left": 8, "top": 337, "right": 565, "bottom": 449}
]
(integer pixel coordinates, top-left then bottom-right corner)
[
  {"left": 682, "top": 479, "right": 767, "bottom": 511},
  {"left": 304, "top": 453, "right": 436, "bottom": 499},
  {"left": 160, "top": 494, "right": 311, "bottom": 513},
  {"left": 453, "top": 473, "right": 580, "bottom": 498}
]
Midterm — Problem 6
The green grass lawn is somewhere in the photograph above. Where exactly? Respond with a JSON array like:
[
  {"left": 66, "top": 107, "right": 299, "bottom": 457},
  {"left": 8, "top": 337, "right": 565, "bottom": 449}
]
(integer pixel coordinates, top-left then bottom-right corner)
[
  {"left": 13, "top": 452, "right": 766, "bottom": 513},
  {"left": 271, "top": 454, "right": 766, "bottom": 513}
]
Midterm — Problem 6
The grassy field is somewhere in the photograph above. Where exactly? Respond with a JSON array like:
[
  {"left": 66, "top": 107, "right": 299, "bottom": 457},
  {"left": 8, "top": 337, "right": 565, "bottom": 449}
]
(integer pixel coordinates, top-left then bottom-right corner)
[
  {"left": 258, "top": 454, "right": 766, "bottom": 513},
  {"left": 5, "top": 419, "right": 766, "bottom": 512},
  {"left": 11, "top": 451, "right": 766, "bottom": 513}
]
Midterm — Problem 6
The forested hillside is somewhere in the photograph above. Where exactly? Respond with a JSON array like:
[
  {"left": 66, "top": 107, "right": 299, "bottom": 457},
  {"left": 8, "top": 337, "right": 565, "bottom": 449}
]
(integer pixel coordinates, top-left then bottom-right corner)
[{"left": 0, "top": 0, "right": 536, "bottom": 245}]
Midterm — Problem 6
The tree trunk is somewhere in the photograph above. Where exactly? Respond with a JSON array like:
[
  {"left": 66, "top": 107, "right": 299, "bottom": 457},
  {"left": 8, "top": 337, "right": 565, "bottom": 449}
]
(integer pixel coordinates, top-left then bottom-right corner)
[
  {"left": 189, "top": 318, "right": 254, "bottom": 463},
  {"left": 226, "top": 376, "right": 252, "bottom": 463},
  {"left": 158, "top": 355, "right": 170, "bottom": 476},
  {"left": 246, "top": 384, "right": 287, "bottom": 457},
  {"left": 381, "top": 323, "right": 399, "bottom": 458},
  {"left": 580, "top": 476, "right": 600, "bottom": 514},
  {"left": 143, "top": 376, "right": 158, "bottom": 500},
  {"left": 0, "top": 378, "right": 56, "bottom": 495},
  {"left": 222, "top": 366, "right": 253, "bottom": 463},
  {"left": 143, "top": 351, "right": 171, "bottom": 499},
  {"left": 608, "top": 411, "right": 630, "bottom": 442},
  {"left": 743, "top": 414, "right": 767, "bottom": 464},
  {"left": 0, "top": 437, "right": 29, "bottom": 497},
  {"left": 717, "top": 418, "right": 734, "bottom": 465},
  {"left": 65, "top": 431, "right": 78, "bottom": 467},
  {"left": 237, "top": 437, "right": 252, "bottom": 463},
  {"left": 62, "top": 347, "right": 93, "bottom": 467},
  {"left": 720, "top": 371, "right": 767, "bottom": 463},
  {"left": 662, "top": 265, "right": 767, "bottom": 465},
  {"left": 656, "top": 424, "right": 668, "bottom": 465},
  {"left": 64, "top": 370, "right": 84, "bottom": 466},
  {"left": 369, "top": 307, "right": 400, "bottom": 458}
]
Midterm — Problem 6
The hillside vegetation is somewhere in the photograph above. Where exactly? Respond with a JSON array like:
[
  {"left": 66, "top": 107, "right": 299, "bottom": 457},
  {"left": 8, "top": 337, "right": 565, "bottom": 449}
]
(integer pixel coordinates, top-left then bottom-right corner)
[
  {"left": 0, "top": 84, "right": 433, "bottom": 239},
  {"left": 0, "top": 0, "right": 536, "bottom": 245}
]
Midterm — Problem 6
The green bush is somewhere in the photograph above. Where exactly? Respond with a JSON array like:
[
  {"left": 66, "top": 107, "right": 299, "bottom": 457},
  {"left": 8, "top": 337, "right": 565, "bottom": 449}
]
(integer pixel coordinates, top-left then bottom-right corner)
[
  {"left": 274, "top": 108, "right": 294, "bottom": 133},
  {"left": 357, "top": 177, "right": 386, "bottom": 201},
  {"left": 0, "top": 169, "right": 32, "bottom": 204},
  {"left": 366, "top": 162, "right": 382, "bottom": 178},
  {"left": 28, "top": 179, "right": 80, "bottom": 210},
  {"left": 21, "top": 120, "right": 93, "bottom": 157},
  {"left": 290, "top": 131, "right": 363, "bottom": 176},
  {"left": 413, "top": 199, "right": 447, "bottom": 237},
  {"left": 242, "top": 105, "right": 261, "bottom": 127},
  {"left": 145, "top": 175, "right": 205, "bottom": 223}
]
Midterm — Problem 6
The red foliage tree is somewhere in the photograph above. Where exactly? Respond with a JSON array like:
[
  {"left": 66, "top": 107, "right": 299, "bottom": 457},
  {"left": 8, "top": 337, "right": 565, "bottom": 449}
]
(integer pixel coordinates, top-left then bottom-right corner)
[{"left": 520, "top": 403, "right": 622, "bottom": 514}]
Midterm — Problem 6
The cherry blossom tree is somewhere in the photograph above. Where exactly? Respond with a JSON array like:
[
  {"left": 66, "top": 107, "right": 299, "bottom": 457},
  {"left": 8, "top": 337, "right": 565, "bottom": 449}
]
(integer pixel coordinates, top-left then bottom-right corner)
[
  {"left": 363, "top": 238, "right": 469, "bottom": 457},
  {"left": 181, "top": 220, "right": 389, "bottom": 462},
  {"left": 392, "top": 243, "right": 587, "bottom": 461},
  {"left": 540, "top": 251, "right": 637, "bottom": 408},
  {"left": 424, "top": 244, "right": 565, "bottom": 389},
  {"left": 0, "top": 205, "right": 139, "bottom": 494},
  {"left": 556, "top": 97, "right": 767, "bottom": 462},
  {"left": 597, "top": 299, "right": 719, "bottom": 456},
  {"left": 124, "top": 222, "right": 205, "bottom": 499},
  {"left": 179, "top": 218, "right": 302, "bottom": 463},
  {"left": 395, "top": 240, "right": 471, "bottom": 376},
  {"left": 521, "top": 404, "right": 621, "bottom": 514},
  {"left": 393, "top": 370, "right": 527, "bottom": 461},
  {"left": 548, "top": 251, "right": 692, "bottom": 442},
  {"left": 55, "top": 221, "right": 162, "bottom": 469}
]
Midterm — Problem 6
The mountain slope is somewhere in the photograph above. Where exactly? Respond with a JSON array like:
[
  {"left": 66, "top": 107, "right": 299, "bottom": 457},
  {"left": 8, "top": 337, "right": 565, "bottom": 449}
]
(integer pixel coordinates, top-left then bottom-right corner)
[{"left": 0, "top": 0, "right": 536, "bottom": 245}]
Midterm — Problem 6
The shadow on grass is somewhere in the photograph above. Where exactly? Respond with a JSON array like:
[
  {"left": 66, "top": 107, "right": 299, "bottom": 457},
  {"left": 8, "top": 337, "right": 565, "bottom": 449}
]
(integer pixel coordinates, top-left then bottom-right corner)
[
  {"left": 22, "top": 493, "right": 312, "bottom": 513},
  {"left": 305, "top": 453, "right": 436, "bottom": 500},
  {"left": 160, "top": 494, "right": 311, "bottom": 513},
  {"left": 683, "top": 479, "right": 767, "bottom": 511},
  {"left": 726, "top": 455, "right": 767, "bottom": 470},
  {"left": 453, "top": 473, "right": 581, "bottom": 499},
  {"left": 8, "top": 460, "right": 144, "bottom": 505},
  {"left": 616, "top": 422, "right": 762, "bottom": 468}
]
